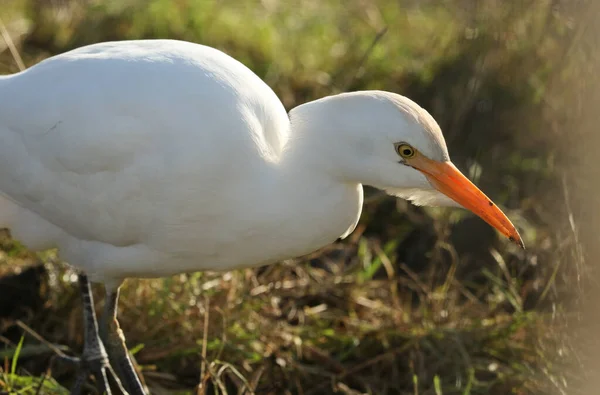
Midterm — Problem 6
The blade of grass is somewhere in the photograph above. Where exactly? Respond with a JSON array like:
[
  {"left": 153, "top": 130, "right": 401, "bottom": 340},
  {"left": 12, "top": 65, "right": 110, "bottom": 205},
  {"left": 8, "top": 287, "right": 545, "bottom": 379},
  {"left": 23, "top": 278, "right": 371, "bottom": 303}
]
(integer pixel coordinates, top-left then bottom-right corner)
[
  {"left": 10, "top": 336, "right": 24, "bottom": 375},
  {"left": 462, "top": 367, "right": 474, "bottom": 395},
  {"left": 0, "top": 16, "right": 25, "bottom": 71},
  {"left": 434, "top": 375, "right": 442, "bottom": 395}
]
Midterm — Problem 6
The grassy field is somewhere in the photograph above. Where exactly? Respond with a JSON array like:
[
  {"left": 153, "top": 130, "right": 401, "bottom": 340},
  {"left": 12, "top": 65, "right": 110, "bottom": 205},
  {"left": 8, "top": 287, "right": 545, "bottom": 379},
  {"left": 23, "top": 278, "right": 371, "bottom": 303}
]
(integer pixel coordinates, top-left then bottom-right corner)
[{"left": 0, "top": 0, "right": 598, "bottom": 394}]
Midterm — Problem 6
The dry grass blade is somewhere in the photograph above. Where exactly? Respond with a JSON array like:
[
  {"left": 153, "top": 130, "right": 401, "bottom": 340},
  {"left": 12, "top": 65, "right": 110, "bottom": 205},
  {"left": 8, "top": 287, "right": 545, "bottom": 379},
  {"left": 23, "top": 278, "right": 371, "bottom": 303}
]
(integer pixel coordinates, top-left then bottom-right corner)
[
  {"left": 198, "top": 295, "right": 210, "bottom": 395},
  {"left": 332, "top": 26, "right": 388, "bottom": 92},
  {"left": 0, "top": 16, "right": 25, "bottom": 71},
  {"left": 15, "top": 320, "right": 70, "bottom": 359}
]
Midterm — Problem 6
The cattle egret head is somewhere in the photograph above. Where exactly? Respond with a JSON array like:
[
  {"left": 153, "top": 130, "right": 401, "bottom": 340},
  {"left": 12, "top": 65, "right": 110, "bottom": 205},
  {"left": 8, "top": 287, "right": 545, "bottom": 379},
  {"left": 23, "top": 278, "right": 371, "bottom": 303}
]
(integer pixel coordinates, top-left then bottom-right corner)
[{"left": 291, "top": 90, "right": 523, "bottom": 247}]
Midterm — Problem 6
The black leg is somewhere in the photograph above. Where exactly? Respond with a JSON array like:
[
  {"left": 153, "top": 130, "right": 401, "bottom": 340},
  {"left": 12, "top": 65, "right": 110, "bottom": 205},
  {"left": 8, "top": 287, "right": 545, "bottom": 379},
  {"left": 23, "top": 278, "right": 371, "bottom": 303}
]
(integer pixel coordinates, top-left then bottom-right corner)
[
  {"left": 71, "top": 274, "right": 127, "bottom": 395},
  {"left": 101, "top": 286, "right": 148, "bottom": 395}
]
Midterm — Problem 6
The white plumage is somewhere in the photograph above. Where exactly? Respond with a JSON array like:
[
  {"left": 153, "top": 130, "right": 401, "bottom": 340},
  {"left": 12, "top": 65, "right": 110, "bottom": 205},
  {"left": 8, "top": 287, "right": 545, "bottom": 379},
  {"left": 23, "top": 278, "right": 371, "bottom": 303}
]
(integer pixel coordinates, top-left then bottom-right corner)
[
  {"left": 0, "top": 39, "right": 523, "bottom": 288},
  {"left": 0, "top": 39, "right": 523, "bottom": 393},
  {"left": 0, "top": 39, "right": 469, "bottom": 288}
]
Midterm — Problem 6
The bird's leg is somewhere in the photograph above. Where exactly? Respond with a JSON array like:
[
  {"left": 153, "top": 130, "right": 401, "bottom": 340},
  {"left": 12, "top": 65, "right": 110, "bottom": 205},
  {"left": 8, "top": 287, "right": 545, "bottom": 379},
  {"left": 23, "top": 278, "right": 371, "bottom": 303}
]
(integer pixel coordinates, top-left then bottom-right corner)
[
  {"left": 71, "top": 273, "right": 127, "bottom": 395},
  {"left": 101, "top": 286, "right": 148, "bottom": 395}
]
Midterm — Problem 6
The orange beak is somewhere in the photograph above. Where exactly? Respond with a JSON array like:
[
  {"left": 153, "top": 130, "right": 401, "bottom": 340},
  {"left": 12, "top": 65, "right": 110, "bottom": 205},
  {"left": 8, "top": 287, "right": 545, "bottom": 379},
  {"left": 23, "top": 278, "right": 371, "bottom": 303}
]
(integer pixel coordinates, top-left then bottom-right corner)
[{"left": 408, "top": 155, "right": 524, "bottom": 248}]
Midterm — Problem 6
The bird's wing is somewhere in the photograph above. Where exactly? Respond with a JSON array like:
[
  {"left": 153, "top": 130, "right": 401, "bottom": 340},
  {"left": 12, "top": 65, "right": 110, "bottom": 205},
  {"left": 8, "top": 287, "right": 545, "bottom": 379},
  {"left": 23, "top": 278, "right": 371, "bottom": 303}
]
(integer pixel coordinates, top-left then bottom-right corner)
[
  {"left": 0, "top": 73, "right": 162, "bottom": 246},
  {"left": 0, "top": 45, "right": 257, "bottom": 247},
  {"left": 0, "top": 40, "right": 290, "bottom": 253}
]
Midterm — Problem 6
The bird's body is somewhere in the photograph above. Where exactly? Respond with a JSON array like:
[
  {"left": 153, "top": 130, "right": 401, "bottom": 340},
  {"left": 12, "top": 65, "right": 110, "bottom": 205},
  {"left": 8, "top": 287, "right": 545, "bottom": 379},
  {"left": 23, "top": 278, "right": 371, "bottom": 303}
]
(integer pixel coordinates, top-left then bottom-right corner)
[
  {"left": 0, "top": 40, "right": 363, "bottom": 285},
  {"left": 0, "top": 39, "right": 522, "bottom": 394}
]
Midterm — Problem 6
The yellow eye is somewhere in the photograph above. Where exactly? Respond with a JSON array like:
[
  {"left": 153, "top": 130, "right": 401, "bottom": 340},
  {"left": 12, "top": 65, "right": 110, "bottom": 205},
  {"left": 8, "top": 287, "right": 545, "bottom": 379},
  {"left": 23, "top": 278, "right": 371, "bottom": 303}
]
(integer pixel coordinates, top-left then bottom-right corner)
[{"left": 395, "top": 143, "right": 415, "bottom": 159}]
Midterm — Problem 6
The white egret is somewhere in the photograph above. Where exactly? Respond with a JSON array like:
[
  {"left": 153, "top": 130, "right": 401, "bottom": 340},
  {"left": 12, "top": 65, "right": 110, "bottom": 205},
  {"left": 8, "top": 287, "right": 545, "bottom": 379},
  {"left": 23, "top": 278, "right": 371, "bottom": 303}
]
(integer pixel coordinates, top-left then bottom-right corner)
[{"left": 0, "top": 39, "right": 522, "bottom": 394}]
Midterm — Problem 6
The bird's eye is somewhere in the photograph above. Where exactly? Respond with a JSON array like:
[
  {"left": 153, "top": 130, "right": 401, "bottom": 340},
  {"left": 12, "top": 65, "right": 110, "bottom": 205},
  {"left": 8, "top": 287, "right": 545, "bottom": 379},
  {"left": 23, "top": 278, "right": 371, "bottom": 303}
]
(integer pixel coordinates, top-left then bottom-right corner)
[{"left": 395, "top": 143, "right": 415, "bottom": 159}]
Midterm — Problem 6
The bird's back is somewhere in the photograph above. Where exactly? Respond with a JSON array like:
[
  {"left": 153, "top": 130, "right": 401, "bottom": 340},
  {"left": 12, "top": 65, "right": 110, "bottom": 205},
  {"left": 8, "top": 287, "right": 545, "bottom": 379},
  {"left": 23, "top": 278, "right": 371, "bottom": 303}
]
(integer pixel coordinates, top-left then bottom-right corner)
[
  {"left": 1, "top": 39, "right": 289, "bottom": 162},
  {"left": 0, "top": 40, "right": 291, "bottom": 282}
]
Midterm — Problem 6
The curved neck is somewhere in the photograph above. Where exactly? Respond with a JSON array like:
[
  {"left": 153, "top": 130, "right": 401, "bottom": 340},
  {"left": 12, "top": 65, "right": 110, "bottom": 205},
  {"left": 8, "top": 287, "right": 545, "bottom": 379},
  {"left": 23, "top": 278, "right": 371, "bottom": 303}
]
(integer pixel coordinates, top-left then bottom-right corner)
[
  {"left": 263, "top": 123, "right": 363, "bottom": 254},
  {"left": 280, "top": 106, "right": 341, "bottom": 182},
  {"left": 280, "top": 98, "right": 368, "bottom": 186}
]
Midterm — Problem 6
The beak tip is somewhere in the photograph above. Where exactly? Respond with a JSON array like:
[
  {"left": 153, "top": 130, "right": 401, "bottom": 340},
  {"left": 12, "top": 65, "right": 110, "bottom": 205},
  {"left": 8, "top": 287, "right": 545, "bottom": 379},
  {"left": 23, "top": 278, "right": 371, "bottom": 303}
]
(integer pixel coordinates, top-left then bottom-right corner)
[{"left": 508, "top": 234, "right": 525, "bottom": 249}]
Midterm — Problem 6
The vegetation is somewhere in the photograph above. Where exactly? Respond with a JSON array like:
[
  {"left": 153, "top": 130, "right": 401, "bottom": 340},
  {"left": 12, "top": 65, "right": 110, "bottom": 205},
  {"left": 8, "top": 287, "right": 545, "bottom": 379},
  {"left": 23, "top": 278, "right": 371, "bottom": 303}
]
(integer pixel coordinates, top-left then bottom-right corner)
[{"left": 0, "top": 0, "right": 598, "bottom": 394}]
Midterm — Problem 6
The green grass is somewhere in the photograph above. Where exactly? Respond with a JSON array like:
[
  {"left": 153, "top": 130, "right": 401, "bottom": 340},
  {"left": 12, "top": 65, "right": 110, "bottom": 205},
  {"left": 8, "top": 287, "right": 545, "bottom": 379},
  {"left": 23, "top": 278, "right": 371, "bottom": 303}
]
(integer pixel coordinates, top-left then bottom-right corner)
[
  {"left": 0, "top": 0, "right": 596, "bottom": 394},
  {"left": 0, "top": 335, "right": 68, "bottom": 394}
]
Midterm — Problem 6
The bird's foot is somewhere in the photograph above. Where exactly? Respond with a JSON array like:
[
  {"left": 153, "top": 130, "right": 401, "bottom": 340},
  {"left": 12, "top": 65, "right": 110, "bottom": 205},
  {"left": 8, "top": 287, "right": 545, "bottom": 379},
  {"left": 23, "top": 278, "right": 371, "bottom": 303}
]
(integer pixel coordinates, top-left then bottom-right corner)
[
  {"left": 72, "top": 273, "right": 128, "bottom": 394},
  {"left": 103, "top": 319, "right": 148, "bottom": 395},
  {"left": 70, "top": 344, "right": 127, "bottom": 395}
]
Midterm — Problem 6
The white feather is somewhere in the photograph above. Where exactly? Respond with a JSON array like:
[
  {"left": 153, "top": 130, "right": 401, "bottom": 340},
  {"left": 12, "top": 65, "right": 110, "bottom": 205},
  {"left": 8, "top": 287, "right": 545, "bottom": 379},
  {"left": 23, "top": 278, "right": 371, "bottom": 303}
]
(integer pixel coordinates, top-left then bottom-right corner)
[{"left": 386, "top": 188, "right": 461, "bottom": 207}]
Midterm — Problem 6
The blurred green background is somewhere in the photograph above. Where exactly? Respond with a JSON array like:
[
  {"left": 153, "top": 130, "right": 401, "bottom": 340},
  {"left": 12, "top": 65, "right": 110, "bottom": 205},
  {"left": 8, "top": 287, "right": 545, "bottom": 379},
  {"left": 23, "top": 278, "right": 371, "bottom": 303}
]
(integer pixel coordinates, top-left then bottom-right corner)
[{"left": 0, "top": 0, "right": 598, "bottom": 394}]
